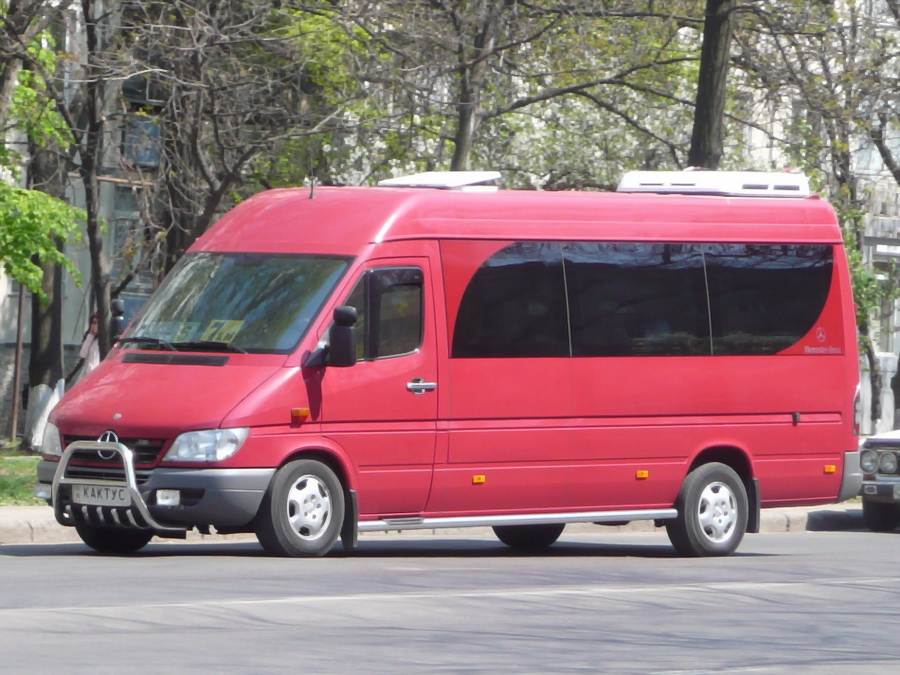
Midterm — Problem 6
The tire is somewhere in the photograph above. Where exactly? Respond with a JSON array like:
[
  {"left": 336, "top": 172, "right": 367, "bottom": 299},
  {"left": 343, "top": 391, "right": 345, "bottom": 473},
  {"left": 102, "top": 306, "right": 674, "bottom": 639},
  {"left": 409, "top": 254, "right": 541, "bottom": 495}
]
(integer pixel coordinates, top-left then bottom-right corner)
[
  {"left": 862, "top": 500, "right": 900, "bottom": 532},
  {"left": 493, "top": 523, "right": 565, "bottom": 550},
  {"left": 255, "top": 459, "right": 345, "bottom": 557},
  {"left": 666, "top": 462, "right": 748, "bottom": 557},
  {"left": 74, "top": 525, "right": 153, "bottom": 554}
]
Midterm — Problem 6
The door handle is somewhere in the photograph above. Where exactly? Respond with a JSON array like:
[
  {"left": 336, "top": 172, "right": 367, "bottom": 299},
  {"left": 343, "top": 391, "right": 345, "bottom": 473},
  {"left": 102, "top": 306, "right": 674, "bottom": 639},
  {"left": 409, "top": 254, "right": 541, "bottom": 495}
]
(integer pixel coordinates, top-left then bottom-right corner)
[{"left": 407, "top": 378, "right": 437, "bottom": 394}]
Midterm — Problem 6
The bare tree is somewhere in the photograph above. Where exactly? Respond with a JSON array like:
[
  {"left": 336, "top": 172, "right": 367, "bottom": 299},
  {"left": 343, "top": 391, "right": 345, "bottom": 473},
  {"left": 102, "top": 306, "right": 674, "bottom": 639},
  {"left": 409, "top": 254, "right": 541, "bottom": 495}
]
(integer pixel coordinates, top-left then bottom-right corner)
[
  {"left": 116, "top": 0, "right": 361, "bottom": 270},
  {"left": 732, "top": 1, "right": 900, "bottom": 428},
  {"left": 337, "top": 1, "right": 705, "bottom": 183}
]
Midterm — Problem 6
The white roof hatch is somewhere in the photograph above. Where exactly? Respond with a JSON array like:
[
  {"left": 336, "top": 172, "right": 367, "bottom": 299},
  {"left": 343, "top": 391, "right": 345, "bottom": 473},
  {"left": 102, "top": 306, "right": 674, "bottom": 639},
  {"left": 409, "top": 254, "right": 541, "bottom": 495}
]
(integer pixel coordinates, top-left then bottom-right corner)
[
  {"left": 377, "top": 171, "right": 501, "bottom": 191},
  {"left": 617, "top": 170, "right": 811, "bottom": 198}
]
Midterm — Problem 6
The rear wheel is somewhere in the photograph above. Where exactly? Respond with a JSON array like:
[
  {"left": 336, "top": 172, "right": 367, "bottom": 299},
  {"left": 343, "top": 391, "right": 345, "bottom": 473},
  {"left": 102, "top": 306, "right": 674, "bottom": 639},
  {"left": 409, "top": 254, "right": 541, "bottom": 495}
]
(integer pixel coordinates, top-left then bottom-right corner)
[
  {"left": 493, "top": 523, "right": 565, "bottom": 550},
  {"left": 256, "top": 459, "right": 344, "bottom": 557},
  {"left": 666, "top": 462, "right": 748, "bottom": 557},
  {"left": 862, "top": 500, "right": 900, "bottom": 532},
  {"left": 74, "top": 525, "right": 153, "bottom": 554}
]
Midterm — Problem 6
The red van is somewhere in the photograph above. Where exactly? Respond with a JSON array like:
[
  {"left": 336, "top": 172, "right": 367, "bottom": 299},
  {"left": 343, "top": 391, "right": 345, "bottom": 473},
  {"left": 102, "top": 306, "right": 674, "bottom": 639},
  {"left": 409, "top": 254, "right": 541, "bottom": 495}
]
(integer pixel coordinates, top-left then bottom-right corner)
[{"left": 35, "top": 170, "right": 862, "bottom": 557}]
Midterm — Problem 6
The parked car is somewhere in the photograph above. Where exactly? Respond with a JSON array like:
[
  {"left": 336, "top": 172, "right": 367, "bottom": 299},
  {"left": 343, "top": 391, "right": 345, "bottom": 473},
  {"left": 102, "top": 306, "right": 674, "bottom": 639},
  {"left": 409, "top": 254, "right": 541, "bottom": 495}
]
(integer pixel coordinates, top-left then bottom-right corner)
[{"left": 859, "top": 431, "right": 900, "bottom": 531}]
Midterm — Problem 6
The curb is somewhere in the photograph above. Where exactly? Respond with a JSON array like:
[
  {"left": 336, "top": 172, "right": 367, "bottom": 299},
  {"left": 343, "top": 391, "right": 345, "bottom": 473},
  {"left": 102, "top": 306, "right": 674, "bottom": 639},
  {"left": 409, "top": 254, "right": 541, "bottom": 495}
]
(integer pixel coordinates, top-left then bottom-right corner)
[{"left": 0, "top": 504, "right": 867, "bottom": 546}]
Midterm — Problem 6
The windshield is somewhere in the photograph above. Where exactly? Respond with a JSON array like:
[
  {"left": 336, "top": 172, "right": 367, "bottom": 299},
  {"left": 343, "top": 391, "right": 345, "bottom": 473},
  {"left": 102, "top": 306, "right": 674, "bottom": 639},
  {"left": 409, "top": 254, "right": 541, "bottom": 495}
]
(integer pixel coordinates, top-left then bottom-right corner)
[{"left": 124, "top": 253, "right": 351, "bottom": 354}]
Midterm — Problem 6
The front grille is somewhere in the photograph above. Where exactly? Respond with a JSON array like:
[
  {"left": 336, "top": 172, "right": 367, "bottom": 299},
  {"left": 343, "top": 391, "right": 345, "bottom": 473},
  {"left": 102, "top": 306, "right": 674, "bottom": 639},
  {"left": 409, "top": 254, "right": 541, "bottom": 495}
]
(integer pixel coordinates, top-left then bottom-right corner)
[
  {"left": 64, "top": 437, "right": 167, "bottom": 467},
  {"left": 62, "top": 464, "right": 153, "bottom": 486}
]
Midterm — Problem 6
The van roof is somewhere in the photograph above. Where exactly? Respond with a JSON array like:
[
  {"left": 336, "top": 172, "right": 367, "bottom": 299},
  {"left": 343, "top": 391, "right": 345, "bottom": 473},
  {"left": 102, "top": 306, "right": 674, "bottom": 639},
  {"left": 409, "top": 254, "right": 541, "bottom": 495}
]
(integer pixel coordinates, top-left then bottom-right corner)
[{"left": 194, "top": 185, "right": 842, "bottom": 256}]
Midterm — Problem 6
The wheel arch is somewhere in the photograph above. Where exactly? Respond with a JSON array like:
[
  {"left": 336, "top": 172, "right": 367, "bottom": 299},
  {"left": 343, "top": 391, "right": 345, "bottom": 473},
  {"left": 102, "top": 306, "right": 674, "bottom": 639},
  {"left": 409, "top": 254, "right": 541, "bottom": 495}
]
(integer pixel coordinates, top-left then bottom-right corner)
[
  {"left": 278, "top": 447, "right": 353, "bottom": 489},
  {"left": 274, "top": 443, "right": 359, "bottom": 549},
  {"left": 687, "top": 444, "right": 760, "bottom": 534}
]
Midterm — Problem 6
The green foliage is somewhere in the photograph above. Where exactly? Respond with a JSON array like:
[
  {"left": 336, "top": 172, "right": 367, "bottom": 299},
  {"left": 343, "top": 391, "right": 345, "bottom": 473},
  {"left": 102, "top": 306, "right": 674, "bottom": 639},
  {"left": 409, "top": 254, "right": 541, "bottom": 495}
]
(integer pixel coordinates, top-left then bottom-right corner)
[
  {"left": 0, "top": 25, "right": 79, "bottom": 301},
  {"left": 284, "top": 12, "right": 370, "bottom": 105},
  {"left": 0, "top": 452, "right": 42, "bottom": 506},
  {"left": 7, "top": 32, "right": 71, "bottom": 156},
  {"left": 0, "top": 183, "right": 84, "bottom": 301}
]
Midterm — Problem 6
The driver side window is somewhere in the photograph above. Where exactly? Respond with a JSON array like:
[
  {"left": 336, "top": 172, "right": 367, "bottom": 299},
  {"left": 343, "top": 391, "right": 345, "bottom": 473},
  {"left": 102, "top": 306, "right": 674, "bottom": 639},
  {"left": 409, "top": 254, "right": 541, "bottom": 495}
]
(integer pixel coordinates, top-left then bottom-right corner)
[{"left": 346, "top": 267, "right": 424, "bottom": 360}]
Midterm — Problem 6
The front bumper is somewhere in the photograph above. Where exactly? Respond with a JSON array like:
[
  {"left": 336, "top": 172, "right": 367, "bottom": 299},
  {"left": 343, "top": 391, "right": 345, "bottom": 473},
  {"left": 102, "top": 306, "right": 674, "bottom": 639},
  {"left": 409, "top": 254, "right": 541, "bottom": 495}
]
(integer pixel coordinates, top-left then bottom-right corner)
[
  {"left": 37, "top": 442, "right": 274, "bottom": 536},
  {"left": 860, "top": 477, "right": 900, "bottom": 503}
]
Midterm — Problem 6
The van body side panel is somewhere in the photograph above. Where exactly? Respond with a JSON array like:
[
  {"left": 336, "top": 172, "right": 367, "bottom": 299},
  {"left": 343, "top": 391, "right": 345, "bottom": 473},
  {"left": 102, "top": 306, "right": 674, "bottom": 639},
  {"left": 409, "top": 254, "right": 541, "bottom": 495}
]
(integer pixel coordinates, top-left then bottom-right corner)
[
  {"left": 836, "top": 248, "right": 863, "bottom": 455},
  {"left": 569, "top": 357, "right": 848, "bottom": 508},
  {"left": 566, "top": 240, "right": 852, "bottom": 509},
  {"left": 316, "top": 251, "right": 440, "bottom": 517},
  {"left": 435, "top": 227, "right": 856, "bottom": 518},
  {"left": 430, "top": 359, "right": 572, "bottom": 514},
  {"left": 430, "top": 239, "right": 572, "bottom": 514}
]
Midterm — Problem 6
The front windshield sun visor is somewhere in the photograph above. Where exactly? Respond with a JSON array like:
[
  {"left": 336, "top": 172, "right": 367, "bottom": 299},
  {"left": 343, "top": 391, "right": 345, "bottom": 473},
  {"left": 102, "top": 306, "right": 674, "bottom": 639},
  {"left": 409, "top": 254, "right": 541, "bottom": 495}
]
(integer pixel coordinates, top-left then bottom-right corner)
[{"left": 122, "top": 253, "right": 352, "bottom": 355}]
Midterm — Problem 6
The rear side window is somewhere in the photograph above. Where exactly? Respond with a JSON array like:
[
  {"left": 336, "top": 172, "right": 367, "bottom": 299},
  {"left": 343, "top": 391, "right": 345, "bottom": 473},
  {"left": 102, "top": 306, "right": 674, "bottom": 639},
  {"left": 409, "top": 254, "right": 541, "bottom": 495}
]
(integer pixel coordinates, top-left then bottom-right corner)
[
  {"left": 565, "top": 243, "right": 710, "bottom": 357},
  {"left": 705, "top": 244, "right": 832, "bottom": 355},
  {"left": 452, "top": 242, "right": 569, "bottom": 358},
  {"left": 449, "top": 240, "right": 834, "bottom": 359},
  {"left": 346, "top": 267, "right": 424, "bottom": 360}
]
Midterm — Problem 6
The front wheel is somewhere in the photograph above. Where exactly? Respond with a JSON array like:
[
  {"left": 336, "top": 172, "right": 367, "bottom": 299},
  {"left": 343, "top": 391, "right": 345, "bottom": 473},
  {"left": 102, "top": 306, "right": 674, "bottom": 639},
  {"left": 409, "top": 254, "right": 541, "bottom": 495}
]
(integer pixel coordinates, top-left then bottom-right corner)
[
  {"left": 666, "top": 463, "right": 748, "bottom": 557},
  {"left": 74, "top": 525, "right": 153, "bottom": 554},
  {"left": 862, "top": 500, "right": 900, "bottom": 532},
  {"left": 255, "top": 459, "right": 345, "bottom": 557},
  {"left": 493, "top": 523, "right": 565, "bottom": 550}
]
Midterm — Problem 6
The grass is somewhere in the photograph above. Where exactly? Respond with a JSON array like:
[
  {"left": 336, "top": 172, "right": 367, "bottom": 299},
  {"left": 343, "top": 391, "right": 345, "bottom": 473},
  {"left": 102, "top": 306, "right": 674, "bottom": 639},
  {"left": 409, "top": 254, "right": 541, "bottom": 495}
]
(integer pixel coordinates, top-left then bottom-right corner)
[{"left": 0, "top": 443, "right": 43, "bottom": 506}]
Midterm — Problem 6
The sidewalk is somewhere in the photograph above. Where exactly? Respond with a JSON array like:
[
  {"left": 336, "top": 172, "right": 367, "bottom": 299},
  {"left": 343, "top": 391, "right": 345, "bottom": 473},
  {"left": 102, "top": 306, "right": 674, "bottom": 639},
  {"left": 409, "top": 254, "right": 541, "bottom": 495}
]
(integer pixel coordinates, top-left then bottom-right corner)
[{"left": 0, "top": 503, "right": 867, "bottom": 546}]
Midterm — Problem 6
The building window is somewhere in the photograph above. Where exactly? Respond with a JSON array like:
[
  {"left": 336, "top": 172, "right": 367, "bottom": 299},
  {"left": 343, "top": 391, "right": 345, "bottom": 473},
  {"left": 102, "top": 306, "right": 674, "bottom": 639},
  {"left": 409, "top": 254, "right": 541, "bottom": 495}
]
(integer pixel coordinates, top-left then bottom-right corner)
[{"left": 121, "top": 114, "right": 160, "bottom": 168}]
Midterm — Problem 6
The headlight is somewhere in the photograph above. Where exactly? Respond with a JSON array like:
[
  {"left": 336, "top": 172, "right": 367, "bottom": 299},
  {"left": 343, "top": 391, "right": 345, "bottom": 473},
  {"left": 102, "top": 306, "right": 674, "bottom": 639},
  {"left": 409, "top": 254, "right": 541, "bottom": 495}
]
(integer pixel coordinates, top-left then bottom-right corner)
[
  {"left": 860, "top": 449, "right": 879, "bottom": 474},
  {"left": 163, "top": 428, "right": 249, "bottom": 462},
  {"left": 41, "top": 422, "right": 63, "bottom": 457},
  {"left": 879, "top": 451, "right": 899, "bottom": 475}
]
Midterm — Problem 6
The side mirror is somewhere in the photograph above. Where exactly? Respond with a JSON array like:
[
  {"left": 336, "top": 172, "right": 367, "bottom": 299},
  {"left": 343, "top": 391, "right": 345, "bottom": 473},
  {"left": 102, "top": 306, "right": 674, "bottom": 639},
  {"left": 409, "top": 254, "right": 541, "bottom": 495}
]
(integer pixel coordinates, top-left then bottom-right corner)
[
  {"left": 111, "top": 298, "right": 126, "bottom": 340},
  {"left": 328, "top": 306, "right": 358, "bottom": 368}
]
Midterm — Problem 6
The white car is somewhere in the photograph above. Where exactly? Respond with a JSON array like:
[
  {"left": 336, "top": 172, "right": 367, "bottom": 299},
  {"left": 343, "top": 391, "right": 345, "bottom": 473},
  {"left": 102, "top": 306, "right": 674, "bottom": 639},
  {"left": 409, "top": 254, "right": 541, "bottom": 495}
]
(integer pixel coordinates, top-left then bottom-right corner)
[{"left": 859, "top": 431, "right": 900, "bottom": 532}]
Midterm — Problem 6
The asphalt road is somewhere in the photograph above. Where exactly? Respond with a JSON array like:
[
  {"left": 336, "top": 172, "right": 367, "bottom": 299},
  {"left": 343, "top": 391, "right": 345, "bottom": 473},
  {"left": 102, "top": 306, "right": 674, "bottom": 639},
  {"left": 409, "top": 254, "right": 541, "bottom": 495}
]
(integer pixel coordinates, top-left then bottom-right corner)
[{"left": 1, "top": 528, "right": 899, "bottom": 673}]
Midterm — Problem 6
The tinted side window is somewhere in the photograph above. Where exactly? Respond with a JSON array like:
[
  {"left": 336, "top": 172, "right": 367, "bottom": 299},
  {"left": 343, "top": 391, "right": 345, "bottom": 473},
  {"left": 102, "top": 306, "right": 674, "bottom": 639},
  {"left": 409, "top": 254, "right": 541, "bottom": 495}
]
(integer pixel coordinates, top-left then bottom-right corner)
[
  {"left": 452, "top": 242, "right": 569, "bottom": 358},
  {"left": 705, "top": 244, "right": 833, "bottom": 355},
  {"left": 346, "top": 267, "right": 424, "bottom": 360},
  {"left": 564, "top": 243, "right": 710, "bottom": 357}
]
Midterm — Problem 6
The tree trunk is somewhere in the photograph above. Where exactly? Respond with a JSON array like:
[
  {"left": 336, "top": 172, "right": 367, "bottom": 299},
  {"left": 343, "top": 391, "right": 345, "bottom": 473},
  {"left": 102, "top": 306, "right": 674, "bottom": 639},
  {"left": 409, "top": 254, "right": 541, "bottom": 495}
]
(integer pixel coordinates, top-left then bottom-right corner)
[
  {"left": 688, "top": 0, "right": 735, "bottom": 169},
  {"left": 0, "top": 59, "right": 25, "bottom": 129},
  {"left": 450, "top": 1, "right": 499, "bottom": 172},
  {"left": 80, "top": 0, "right": 112, "bottom": 355},
  {"left": 450, "top": 83, "right": 478, "bottom": 171},
  {"left": 23, "top": 35, "right": 67, "bottom": 449}
]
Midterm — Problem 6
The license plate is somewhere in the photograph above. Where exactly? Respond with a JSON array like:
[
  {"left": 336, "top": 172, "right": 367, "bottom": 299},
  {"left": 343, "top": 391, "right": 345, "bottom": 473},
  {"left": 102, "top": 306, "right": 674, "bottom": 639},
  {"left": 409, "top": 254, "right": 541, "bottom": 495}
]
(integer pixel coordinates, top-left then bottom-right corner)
[{"left": 72, "top": 484, "right": 131, "bottom": 507}]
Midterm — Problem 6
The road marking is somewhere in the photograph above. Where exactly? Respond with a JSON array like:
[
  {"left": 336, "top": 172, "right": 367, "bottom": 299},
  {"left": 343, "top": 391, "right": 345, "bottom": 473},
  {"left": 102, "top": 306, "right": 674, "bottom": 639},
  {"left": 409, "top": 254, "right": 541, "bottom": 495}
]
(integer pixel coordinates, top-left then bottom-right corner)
[{"left": 1, "top": 576, "right": 897, "bottom": 616}]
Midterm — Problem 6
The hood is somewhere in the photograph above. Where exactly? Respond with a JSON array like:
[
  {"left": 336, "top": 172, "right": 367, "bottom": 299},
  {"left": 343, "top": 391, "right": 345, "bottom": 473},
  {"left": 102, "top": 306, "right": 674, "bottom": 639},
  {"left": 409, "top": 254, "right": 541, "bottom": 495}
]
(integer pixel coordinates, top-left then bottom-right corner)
[{"left": 51, "top": 353, "right": 284, "bottom": 439}]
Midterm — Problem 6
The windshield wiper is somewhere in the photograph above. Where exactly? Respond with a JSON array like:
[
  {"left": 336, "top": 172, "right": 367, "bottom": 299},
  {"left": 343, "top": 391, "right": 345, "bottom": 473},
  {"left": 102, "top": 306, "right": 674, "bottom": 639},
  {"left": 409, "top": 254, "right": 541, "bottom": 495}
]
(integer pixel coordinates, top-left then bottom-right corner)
[
  {"left": 117, "top": 336, "right": 178, "bottom": 351},
  {"left": 172, "top": 340, "right": 248, "bottom": 354}
]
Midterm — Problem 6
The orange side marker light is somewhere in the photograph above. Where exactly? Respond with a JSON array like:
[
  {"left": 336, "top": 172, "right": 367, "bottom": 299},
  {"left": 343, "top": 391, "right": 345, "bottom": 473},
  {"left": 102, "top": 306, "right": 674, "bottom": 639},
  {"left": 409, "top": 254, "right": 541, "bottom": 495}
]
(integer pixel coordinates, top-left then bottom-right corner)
[
  {"left": 291, "top": 407, "right": 310, "bottom": 425},
  {"left": 824, "top": 465, "right": 836, "bottom": 474},
  {"left": 472, "top": 475, "right": 486, "bottom": 485},
  {"left": 636, "top": 470, "right": 649, "bottom": 480}
]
